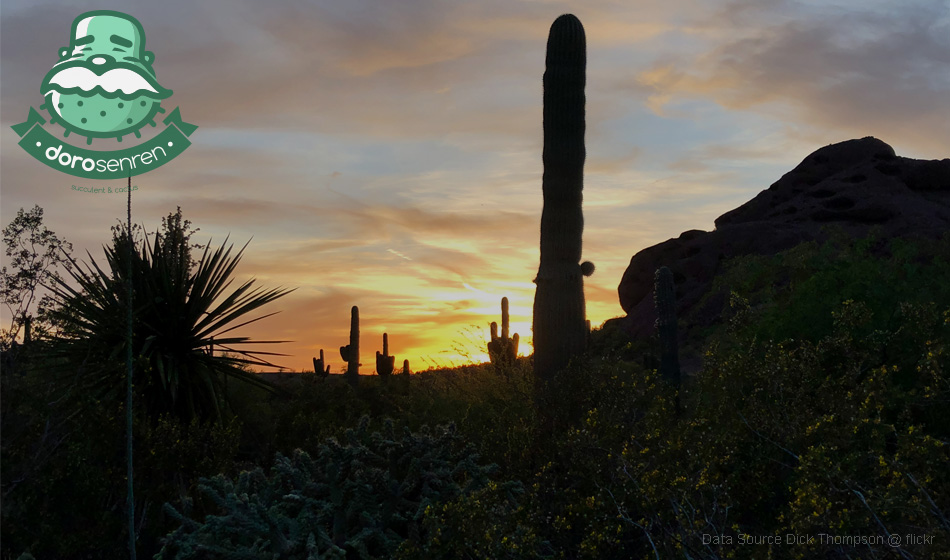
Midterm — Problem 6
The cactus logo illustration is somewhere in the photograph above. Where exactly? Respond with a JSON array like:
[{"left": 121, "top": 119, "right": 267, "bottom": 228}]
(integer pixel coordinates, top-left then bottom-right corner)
[{"left": 12, "top": 10, "right": 197, "bottom": 180}]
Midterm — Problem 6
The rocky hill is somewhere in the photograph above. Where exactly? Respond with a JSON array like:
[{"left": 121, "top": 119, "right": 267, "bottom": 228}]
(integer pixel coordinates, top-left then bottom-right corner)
[{"left": 616, "top": 137, "right": 950, "bottom": 367}]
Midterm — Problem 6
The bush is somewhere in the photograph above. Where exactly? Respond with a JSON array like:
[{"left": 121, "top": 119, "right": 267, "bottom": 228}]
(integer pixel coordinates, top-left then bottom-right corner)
[
  {"left": 156, "top": 416, "right": 501, "bottom": 559},
  {"left": 1, "top": 358, "right": 242, "bottom": 559}
]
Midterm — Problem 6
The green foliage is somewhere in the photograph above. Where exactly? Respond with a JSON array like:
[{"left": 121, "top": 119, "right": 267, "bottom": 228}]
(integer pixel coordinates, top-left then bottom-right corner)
[
  {"left": 705, "top": 228, "right": 950, "bottom": 347},
  {"left": 156, "top": 417, "right": 499, "bottom": 559},
  {"left": 411, "top": 233, "right": 950, "bottom": 559},
  {"left": 400, "top": 479, "right": 548, "bottom": 559},
  {"left": 1, "top": 359, "right": 242, "bottom": 559},
  {"left": 489, "top": 297, "right": 520, "bottom": 367},
  {"left": 44, "top": 209, "right": 294, "bottom": 424},
  {"left": 7, "top": 227, "right": 949, "bottom": 559},
  {"left": 228, "top": 359, "right": 540, "bottom": 484},
  {"left": 617, "top": 296, "right": 950, "bottom": 558}
]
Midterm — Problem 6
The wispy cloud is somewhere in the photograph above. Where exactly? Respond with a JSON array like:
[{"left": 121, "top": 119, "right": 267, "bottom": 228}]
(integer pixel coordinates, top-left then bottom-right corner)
[
  {"left": 633, "top": 0, "right": 950, "bottom": 158},
  {"left": 3, "top": 0, "right": 947, "bottom": 371}
]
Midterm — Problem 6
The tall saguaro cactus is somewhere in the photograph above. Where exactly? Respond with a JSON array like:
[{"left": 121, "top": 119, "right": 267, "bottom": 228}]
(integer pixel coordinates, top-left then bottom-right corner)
[
  {"left": 339, "top": 306, "right": 360, "bottom": 385},
  {"left": 533, "top": 14, "right": 594, "bottom": 381},
  {"left": 654, "top": 267, "right": 681, "bottom": 388}
]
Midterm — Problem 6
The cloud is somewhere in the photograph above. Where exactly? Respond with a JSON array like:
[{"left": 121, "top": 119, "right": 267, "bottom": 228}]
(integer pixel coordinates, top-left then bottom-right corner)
[
  {"left": 633, "top": 1, "right": 950, "bottom": 158},
  {"left": 6, "top": 0, "right": 947, "bottom": 373}
]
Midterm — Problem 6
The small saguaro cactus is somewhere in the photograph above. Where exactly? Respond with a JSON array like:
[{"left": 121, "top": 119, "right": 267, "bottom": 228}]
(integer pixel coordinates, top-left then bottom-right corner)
[
  {"left": 339, "top": 305, "right": 360, "bottom": 385},
  {"left": 402, "top": 359, "right": 411, "bottom": 376},
  {"left": 312, "top": 349, "right": 330, "bottom": 378},
  {"left": 488, "top": 297, "right": 520, "bottom": 366},
  {"left": 654, "top": 266, "right": 681, "bottom": 389},
  {"left": 376, "top": 333, "right": 396, "bottom": 377},
  {"left": 532, "top": 14, "right": 594, "bottom": 382}
]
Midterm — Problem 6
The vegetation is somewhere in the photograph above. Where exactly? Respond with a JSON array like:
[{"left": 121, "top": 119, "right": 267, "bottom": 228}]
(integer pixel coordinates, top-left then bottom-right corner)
[
  {"left": 2, "top": 201, "right": 948, "bottom": 559},
  {"left": 0, "top": 205, "right": 73, "bottom": 348},
  {"left": 44, "top": 207, "right": 294, "bottom": 425},
  {"left": 156, "top": 417, "right": 499, "bottom": 559}
]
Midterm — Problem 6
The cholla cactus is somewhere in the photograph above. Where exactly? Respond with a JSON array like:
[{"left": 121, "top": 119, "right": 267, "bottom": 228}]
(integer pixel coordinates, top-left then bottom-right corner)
[
  {"left": 339, "top": 306, "right": 360, "bottom": 385},
  {"left": 532, "top": 14, "right": 594, "bottom": 382},
  {"left": 654, "top": 266, "right": 681, "bottom": 388},
  {"left": 375, "top": 333, "right": 395, "bottom": 376},
  {"left": 312, "top": 349, "right": 330, "bottom": 378},
  {"left": 488, "top": 297, "right": 520, "bottom": 366},
  {"left": 156, "top": 417, "right": 500, "bottom": 559}
]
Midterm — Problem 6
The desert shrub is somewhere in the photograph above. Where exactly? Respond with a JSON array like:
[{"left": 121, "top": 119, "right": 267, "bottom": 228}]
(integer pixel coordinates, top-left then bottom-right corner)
[
  {"left": 156, "top": 416, "right": 501, "bottom": 559},
  {"left": 236, "top": 359, "right": 541, "bottom": 482},
  {"left": 1, "top": 358, "right": 242, "bottom": 560},
  {"left": 600, "top": 300, "right": 950, "bottom": 559},
  {"left": 410, "top": 233, "right": 950, "bottom": 559},
  {"left": 407, "top": 359, "right": 539, "bottom": 478},
  {"left": 400, "top": 479, "right": 549, "bottom": 559},
  {"left": 708, "top": 229, "right": 950, "bottom": 348},
  {"left": 217, "top": 364, "right": 407, "bottom": 471}
]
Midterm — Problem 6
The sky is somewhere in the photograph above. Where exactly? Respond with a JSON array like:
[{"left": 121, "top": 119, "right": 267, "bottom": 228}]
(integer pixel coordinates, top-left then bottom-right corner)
[{"left": 2, "top": 0, "right": 948, "bottom": 373}]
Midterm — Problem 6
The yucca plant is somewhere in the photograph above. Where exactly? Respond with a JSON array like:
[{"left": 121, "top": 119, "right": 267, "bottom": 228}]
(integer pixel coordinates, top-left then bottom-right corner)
[{"left": 46, "top": 211, "right": 294, "bottom": 425}]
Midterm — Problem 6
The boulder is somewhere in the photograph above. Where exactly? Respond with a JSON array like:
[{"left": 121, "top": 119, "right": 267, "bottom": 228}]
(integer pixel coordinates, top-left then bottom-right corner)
[{"left": 617, "top": 137, "right": 950, "bottom": 344}]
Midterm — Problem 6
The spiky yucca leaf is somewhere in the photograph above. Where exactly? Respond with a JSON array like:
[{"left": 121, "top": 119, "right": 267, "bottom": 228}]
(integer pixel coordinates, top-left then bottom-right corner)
[{"left": 47, "top": 226, "right": 294, "bottom": 424}]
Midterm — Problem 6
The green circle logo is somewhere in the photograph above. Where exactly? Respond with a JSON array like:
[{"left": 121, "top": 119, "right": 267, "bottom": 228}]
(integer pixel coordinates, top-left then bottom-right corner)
[
  {"left": 39, "top": 10, "right": 173, "bottom": 144},
  {"left": 13, "top": 9, "right": 197, "bottom": 179}
]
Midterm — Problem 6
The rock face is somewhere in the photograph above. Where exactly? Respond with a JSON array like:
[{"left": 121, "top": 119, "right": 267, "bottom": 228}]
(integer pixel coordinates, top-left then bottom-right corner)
[{"left": 618, "top": 137, "right": 950, "bottom": 344}]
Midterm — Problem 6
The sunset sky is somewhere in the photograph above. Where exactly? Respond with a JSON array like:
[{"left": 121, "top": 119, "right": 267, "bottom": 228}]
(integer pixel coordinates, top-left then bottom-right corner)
[{"left": 2, "top": 0, "right": 948, "bottom": 373}]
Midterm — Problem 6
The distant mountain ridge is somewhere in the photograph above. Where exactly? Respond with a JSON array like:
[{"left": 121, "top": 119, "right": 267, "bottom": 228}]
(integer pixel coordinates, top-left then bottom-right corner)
[{"left": 616, "top": 137, "right": 950, "bottom": 348}]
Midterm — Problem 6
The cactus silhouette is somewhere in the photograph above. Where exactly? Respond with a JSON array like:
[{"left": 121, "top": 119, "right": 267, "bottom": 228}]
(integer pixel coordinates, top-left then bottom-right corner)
[
  {"left": 488, "top": 297, "right": 520, "bottom": 366},
  {"left": 339, "top": 306, "right": 360, "bottom": 385},
  {"left": 375, "top": 333, "right": 396, "bottom": 376},
  {"left": 23, "top": 315, "right": 32, "bottom": 345},
  {"left": 532, "top": 14, "right": 593, "bottom": 381},
  {"left": 312, "top": 349, "right": 330, "bottom": 378},
  {"left": 654, "top": 266, "right": 681, "bottom": 389},
  {"left": 402, "top": 359, "right": 410, "bottom": 376}
]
